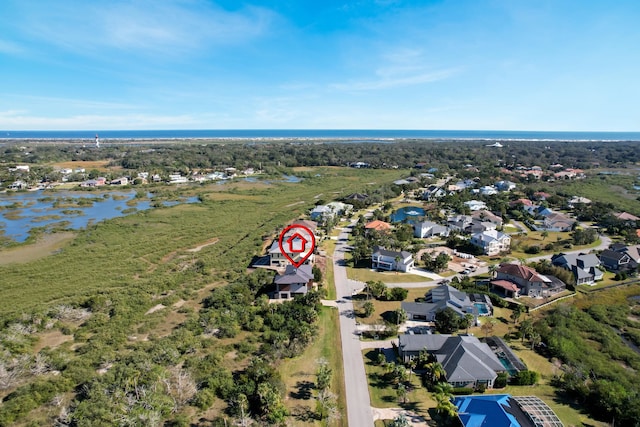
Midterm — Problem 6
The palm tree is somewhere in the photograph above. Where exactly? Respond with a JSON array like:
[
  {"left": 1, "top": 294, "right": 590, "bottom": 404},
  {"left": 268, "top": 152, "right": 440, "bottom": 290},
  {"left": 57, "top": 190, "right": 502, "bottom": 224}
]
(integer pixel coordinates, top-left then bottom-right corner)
[
  {"left": 510, "top": 305, "right": 524, "bottom": 325},
  {"left": 488, "top": 264, "right": 498, "bottom": 279},
  {"left": 461, "top": 313, "right": 475, "bottom": 334},
  {"left": 520, "top": 319, "right": 534, "bottom": 343},
  {"left": 425, "top": 362, "right": 447, "bottom": 386},
  {"left": 396, "top": 383, "right": 408, "bottom": 404},
  {"left": 530, "top": 332, "right": 541, "bottom": 350}
]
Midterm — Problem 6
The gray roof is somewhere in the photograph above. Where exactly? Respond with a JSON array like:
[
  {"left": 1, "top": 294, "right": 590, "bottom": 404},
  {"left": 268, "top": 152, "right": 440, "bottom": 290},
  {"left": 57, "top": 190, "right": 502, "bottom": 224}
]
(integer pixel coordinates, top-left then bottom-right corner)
[
  {"left": 274, "top": 264, "right": 314, "bottom": 285},
  {"left": 372, "top": 245, "right": 411, "bottom": 259},
  {"left": 399, "top": 335, "right": 503, "bottom": 382},
  {"left": 402, "top": 285, "right": 486, "bottom": 318}
]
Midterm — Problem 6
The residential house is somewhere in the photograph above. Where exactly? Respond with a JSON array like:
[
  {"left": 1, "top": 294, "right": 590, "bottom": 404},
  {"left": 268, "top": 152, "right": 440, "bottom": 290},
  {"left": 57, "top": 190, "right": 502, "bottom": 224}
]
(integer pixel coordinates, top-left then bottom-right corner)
[
  {"left": 468, "top": 221, "right": 497, "bottom": 234},
  {"left": 273, "top": 264, "right": 314, "bottom": 299},
  {"left": 471, "top": 210, "right": 504, "bottom": 227},
  {"left": 402, "top": 285, "right": 492, "bottom": 322},
  {"left": 489, "top": 280, "right": 520, "bottom": 298},
  {"left": 371, "top": 246, "right": 414, "bottom": 272},
  {"left": 365, "top": 220, "right": 392, "bottom": 233},
  {"left": 614, "top": 212, "right": 640, "bottom": 222},
  {"left": 568, "top": 196, "right": 592, "bottom": 207},
  {"left": 398, "top": 334, "right": 505, "bottom": 388},
  {"left": 611, "top": 243, "right": 640, "bottom": 264},
  {"left": 454, "top": 395, "right": 564, "bottom": 427},
  {"left": 310, "top": 202, "right": 352, "bottom": 222},
  {"left": 542, "top": 212, "right": 575, "bottom": 232},
  {"left": 448, "top": 215, "right": 474, "bottom": 233},
  {"left": 80, "top": 177, "right": 107, "bottom": 187},
  {"left": 310, "top": 205, "right": 333, "bottom": 221},
  {"left": 599, "top": 249, "right": 636, "bottom": 272},
  {"left": 495, "top": 180, "right": 516, "bottom": 192},
  {"left": 168, "top": 174, "right": 188, "bottom": 184},
  {"left": 413, "top": 221, "right": 449, "bottom": 238},
  {"left": 496, "top": 264, "right": 565, "bottom": 297},
  {"left": 464, "top": 200, "right": 488, "bottom": 211},
  {"left": 422, "top": 185, "right": 446, "bottom": 201},
  {"left": 470, "top": 230, "right": 511, "bottom": 256},
  {"left": 110, "top": 177, "right": 129, "bottom": 186},
  {"left": 551, "top": 253, "right": 604, "bottom": 285},
  {"left": 509, "top": 198, "right": 534, "bottom": 208},
  {"left": 479, "top": 185, "right": 498, "bottom": 196},
  {"left": 268, "top": 228, "right": 316, "bottom": 268}
]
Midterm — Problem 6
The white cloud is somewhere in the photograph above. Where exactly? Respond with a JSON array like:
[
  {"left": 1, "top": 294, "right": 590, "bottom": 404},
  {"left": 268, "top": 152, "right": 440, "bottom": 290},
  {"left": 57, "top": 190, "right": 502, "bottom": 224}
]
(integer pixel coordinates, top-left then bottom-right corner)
[
  {"left": 15, "top": 0, "right": 278, "bottom": 57},
  {"left": 0, "top": 39, "right": 23, "bottom": 54},
  {"left": 330, "top": 67, "right": 459, "bottom": 91}
]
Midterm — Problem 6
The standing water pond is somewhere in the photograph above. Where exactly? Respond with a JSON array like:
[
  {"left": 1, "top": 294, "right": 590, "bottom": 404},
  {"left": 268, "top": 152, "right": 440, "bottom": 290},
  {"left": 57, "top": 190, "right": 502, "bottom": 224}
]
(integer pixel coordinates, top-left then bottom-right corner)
[{"left": 0, "top": 190, "right": 198, "bottom": 243}]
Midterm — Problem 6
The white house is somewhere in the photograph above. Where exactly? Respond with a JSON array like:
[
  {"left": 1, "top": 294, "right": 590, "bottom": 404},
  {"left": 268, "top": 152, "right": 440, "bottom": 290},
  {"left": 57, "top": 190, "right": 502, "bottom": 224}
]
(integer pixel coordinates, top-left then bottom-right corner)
[
  {"left": 414, "top": 221, "right": 449, "bottom": 238},
  {"left": 464, "top": 200, "right": 488, "bottom": 211},
  {"left": 371, "top": 246, "right": 414, "bottom": 272},
  {"left": 470, "top": 230, "right": 511, "bottom": 256},
  {"left": 479, "top": 186, "right": 498, "bottom": 196}
]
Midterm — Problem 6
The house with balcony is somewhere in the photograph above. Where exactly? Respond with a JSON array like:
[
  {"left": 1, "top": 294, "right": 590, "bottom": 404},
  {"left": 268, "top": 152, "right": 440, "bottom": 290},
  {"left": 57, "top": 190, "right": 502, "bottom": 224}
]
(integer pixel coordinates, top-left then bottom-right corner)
[
  {"left": 496, "top": 264, "right": 565, "bottom": 298},
  {"left": 273, "top": 264, "right": 314, "bottom": 299},
  {"left": 551, "top": 252, "right": 603, "bottom": 285},
  {"left": 371, "top": 246, "right": 414, "bottom": 272},
  {"left": 470, "top": 230, "right": 511, "bottom": 256}
]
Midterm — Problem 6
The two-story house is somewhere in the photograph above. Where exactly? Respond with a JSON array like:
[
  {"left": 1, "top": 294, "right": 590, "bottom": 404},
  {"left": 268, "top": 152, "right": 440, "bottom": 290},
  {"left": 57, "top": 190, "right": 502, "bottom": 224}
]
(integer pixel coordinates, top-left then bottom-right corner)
[
  {"left": 371, "top": 246, "right": 414, "bottom": 272},
  {"left": 273, "top": 264, "right": 315, "bottom": 299},
  {"left": 551, "top": 252, "right": 603, "bottom": 285},
  {"left": 496, "top": 264, "right": 565, "bottom": 297},
  {"left": 470, "top": 230, "right": 511, "bottom": 256}
]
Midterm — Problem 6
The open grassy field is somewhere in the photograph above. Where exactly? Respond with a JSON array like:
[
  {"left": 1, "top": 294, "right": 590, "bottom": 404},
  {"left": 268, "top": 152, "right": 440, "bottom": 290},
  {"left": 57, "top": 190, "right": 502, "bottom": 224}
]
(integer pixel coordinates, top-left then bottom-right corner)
[{"left": 553, "top": 174, "right": 640, "bottom": 213}]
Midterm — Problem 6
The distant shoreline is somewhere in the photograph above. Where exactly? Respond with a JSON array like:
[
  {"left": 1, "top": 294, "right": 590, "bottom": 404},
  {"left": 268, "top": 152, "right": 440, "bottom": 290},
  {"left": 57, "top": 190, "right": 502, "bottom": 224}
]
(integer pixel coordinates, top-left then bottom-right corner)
[{"left": 2, "top": 129, "right": 640, "bottom": 142}]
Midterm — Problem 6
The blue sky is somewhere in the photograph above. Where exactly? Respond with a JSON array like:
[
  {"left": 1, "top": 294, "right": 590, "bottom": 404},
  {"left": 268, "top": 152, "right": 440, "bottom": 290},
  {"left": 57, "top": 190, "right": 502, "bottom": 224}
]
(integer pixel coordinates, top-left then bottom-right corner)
[{"left": 1, "top": 0, "right": 639, "bottom": 131}]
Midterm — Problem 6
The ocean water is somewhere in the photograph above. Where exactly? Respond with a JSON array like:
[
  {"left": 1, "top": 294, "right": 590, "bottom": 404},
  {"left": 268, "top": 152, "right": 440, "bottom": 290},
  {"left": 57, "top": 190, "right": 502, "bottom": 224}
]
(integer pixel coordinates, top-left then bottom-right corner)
[{"left": 2, "top": 129, "right": 640, "bottom": 141}]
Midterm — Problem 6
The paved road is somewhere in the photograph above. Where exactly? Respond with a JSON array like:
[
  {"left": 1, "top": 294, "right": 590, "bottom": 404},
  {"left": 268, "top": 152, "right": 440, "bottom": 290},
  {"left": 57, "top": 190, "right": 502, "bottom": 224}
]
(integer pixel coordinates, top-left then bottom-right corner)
[{"left": 334, "top": 222, "right": 375, "bottom": 427}]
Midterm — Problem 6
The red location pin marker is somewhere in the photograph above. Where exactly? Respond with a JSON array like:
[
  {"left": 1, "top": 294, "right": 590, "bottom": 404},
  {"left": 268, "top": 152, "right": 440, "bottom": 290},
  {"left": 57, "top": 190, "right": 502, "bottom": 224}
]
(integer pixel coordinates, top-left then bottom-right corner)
[{"left": 278, "top": 224, "right": 316, "bottom": 268}]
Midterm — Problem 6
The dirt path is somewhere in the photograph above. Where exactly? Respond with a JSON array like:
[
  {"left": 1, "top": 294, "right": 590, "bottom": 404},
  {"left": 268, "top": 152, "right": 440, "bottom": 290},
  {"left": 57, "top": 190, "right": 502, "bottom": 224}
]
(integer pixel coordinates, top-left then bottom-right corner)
[
  {"left": 186, "top": 237, "right": 219, "bottom": 252},
  {"left": 0, "top": 232, "right": 76, "bottom": 265}
]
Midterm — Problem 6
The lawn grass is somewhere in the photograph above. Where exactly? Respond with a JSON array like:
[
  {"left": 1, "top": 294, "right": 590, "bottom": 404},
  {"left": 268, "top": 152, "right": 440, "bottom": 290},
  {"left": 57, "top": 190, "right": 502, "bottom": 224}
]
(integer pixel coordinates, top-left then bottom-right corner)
[
  {"left": 278, "top": 307, "right": 346, "bottom": 427},
  {"left": 346, "top": 267, "right": 429, "bottom": 283}
]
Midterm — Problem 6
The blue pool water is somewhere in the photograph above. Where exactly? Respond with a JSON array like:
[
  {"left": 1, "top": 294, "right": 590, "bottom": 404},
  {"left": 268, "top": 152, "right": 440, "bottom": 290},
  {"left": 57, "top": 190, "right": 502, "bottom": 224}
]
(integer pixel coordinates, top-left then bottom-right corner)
[
  {"left": 498, "top": 354, "right": 518, "bottom": 376},
  {"left": 390, "top": 206, "right": 425, "bottom": 223},
  {"left": 475, "top": 303, "right": 490, "bottom": 315}
]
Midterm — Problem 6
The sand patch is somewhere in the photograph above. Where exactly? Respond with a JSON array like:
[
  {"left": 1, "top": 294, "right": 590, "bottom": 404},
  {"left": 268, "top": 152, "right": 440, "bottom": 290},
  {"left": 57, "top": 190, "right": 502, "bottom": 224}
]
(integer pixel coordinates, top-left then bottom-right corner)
[
  {"left": 145, "top": 304, "right": 166, "bottom": 315},
  {"left": 0, "top": 232, "right": 76, "bottom": 265},
  {"left": 186, "top": 237, "right": 219, "bottom": 252},
  {"left": 285, "top": 201, "right": 305, "bottom": 208},
  {"left": 34, "top": 329, "right": 74, "bottom": 352}
]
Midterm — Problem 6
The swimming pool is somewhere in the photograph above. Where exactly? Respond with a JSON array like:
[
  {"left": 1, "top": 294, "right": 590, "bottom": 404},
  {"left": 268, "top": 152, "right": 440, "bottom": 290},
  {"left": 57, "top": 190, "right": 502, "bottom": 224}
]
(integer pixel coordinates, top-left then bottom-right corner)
[
  {"left": 497, "top": 353, "right": 519, "bottom": 376},
  {"left": 474, "top": 303, "right": 490, "bottom": 315}
]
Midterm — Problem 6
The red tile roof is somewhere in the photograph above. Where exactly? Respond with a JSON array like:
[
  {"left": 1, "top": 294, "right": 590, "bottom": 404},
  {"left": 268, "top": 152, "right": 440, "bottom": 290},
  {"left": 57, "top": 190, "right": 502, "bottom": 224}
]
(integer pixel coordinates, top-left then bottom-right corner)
[
  {"left": 497, "top": 263, "right": 548, "bottom": 283},
  {"left": 491, "top": 280, "right": 519, "bottom": 292},
  {"left": 365, "top": 220, "right": 392, "bottom": 231}
]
